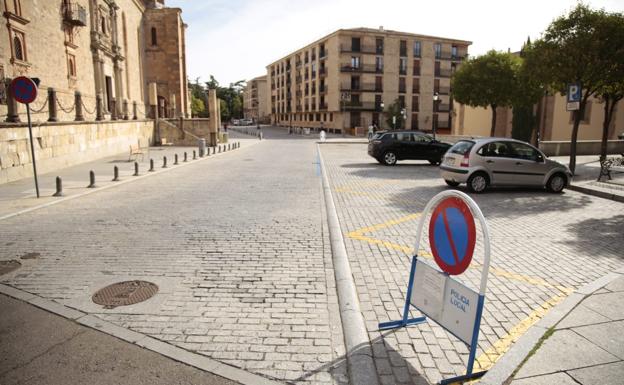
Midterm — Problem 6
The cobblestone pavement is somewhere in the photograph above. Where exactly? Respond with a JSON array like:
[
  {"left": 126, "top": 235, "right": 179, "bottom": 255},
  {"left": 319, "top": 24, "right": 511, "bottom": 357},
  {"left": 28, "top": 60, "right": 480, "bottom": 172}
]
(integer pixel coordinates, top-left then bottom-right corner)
[
  {"left": 319, "top": 143, "right": 624, "bottom": 385},
  {"left": 0, "top": 130, "right": 346, "bottom": 385}
]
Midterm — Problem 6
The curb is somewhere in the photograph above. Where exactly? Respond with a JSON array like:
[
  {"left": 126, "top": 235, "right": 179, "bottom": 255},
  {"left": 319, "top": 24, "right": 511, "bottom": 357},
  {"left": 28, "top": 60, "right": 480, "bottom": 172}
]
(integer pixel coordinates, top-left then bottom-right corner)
[
  {"left": 0, "top": 140, "right": 262, "bottom": 222},
  {"left": 568, "top": 183, "right": 624, "bottom": 203},
  {"left": 479, "top": 269, "right": 624, "bottom": 385},
  {"left": 317, "top": 144, "right": 380, "bottom": 385},
  {"left": 0, "top": 283, "right": 283, "bottom": 385}
]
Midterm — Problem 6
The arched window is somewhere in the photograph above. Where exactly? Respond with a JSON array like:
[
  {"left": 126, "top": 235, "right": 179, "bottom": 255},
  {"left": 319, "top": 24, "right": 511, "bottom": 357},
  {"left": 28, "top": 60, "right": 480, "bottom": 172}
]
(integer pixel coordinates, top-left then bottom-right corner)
[
  {"left": 13, "top": 35, "right": 23, "bottom": 61},
  {"left": 151, "top": 27, "right": 157, "bottom": 46}
]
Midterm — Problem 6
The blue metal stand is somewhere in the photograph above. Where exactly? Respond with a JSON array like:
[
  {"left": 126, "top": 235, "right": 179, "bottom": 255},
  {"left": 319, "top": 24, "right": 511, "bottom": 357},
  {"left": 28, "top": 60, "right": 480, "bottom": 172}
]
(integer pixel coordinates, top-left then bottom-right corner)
[
  {"left": 438, "top": 294, "right": 487, "bottom": 384},
  {"left": 378, "top": 255, "right": 427, "bottom": 330}
]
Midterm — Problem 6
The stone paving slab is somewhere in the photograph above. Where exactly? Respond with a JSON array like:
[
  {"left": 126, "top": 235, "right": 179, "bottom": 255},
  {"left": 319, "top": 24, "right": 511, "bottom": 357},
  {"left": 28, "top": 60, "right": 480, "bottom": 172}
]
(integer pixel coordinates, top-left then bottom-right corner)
[
  {"left": 318, "top": 143, "right": 624, "bottom": 384},
  {"left": 0, "top": 129, "right": 344, "bottom": 385},
  {"left": 574, "top": 320, "right": 624, "bottom": 359},
  {"left": 514, "top": 329, "right": 619, "bottom": 378},
  {"left": 510, "top": 372, "right": 578, "bottom": 385},
  {"left": 568, "top": 361, "right": 624, "bottom": 385}
]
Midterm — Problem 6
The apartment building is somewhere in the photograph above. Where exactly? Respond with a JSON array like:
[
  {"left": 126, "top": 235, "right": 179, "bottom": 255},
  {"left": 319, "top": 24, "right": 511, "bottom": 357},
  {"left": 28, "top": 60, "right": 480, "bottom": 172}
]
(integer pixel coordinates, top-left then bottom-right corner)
[
  {"left": 266, "top": 27, "right": 471, "bottom": 134},
  {"left": 243, "top": 75, "right": 269, "bottom": 123}
]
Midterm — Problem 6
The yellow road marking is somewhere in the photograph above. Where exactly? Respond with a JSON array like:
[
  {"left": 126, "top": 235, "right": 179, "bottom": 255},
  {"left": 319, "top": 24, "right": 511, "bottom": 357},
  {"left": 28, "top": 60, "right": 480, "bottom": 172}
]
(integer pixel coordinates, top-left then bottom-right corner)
[{"left": 474, "top": 292, "right": 568, "bottom": 371}]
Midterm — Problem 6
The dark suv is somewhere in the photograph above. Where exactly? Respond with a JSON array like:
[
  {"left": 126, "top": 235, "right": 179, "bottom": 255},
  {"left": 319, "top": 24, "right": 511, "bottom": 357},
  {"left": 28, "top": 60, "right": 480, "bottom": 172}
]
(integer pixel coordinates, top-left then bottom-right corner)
[{"left": 367, "top": 130, "right": 452, "bottom": 166}]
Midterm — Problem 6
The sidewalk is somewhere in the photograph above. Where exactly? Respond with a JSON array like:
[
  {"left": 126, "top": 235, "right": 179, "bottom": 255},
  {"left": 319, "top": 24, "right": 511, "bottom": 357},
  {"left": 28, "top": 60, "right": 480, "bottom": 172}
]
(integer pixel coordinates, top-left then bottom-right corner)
[
  {"left": 509, "top": 273, "right": 624, "bottom": 385},
  {"left": 0, "top": 134, "right": 258, "bottom": 219},
  {"left": 551, "top": 155, "right": 624, "bottom": 202},
  {"left": 0, "top": 293, "right": 239, "bottom": 385}
]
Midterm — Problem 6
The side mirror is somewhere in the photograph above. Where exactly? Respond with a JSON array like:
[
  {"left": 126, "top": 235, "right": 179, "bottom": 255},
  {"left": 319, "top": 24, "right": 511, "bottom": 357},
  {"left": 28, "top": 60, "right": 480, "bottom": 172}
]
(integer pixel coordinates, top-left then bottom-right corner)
[{"left": 536, "top": 154, "right": 544, "bottom": 163}]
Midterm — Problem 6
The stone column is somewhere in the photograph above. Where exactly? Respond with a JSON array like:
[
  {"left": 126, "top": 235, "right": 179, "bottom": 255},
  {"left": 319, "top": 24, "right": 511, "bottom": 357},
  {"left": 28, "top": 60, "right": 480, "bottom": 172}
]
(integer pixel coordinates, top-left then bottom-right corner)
[
  {"left": 123, "top": 99, "right": 129, "bottom": 120},
  {"left": 48, "top": 88, "right": 58, "bottom": 122},
  {"left": 110, "top": 98, "right": 118, "bottom": 120},
  {"left": 207, "top": 89, "right": 218, "bottom": 146},
  {"left": 75, "top": 91, "right": 85, "bottom": 121},
  {"left": 5, "top": 80, "right": 20, "bottom": 122}
]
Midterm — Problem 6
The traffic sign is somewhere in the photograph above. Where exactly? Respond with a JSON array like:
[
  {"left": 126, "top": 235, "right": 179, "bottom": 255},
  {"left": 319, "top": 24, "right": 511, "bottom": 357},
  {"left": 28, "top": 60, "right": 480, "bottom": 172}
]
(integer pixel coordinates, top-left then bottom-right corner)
[
  {"left": 566, "top": 83, "right": 581, "bottom": 111},
  {"left": 429, "top": 196, "right": 476, "bottom": 275},
  {"left": 10, "top": 76, "right": 38, "bottom": 104}
]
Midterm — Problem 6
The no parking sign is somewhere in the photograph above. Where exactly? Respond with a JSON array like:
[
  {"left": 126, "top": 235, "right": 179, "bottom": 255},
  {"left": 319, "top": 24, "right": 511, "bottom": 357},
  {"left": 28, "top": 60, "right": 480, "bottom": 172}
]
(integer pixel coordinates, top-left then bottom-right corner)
[{"left": 379, "top": 191, "right": 491, "bottom": 385}]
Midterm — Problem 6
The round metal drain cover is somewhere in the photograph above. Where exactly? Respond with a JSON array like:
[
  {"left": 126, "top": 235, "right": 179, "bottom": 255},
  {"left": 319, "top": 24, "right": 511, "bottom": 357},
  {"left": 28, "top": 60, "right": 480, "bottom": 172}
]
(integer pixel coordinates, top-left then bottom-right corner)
[
  {"left": 0, "top": 260, "right": 21, "bottom": 275},
  {"left": 92, "top": 280, "right": 158, "bottom": 309}
]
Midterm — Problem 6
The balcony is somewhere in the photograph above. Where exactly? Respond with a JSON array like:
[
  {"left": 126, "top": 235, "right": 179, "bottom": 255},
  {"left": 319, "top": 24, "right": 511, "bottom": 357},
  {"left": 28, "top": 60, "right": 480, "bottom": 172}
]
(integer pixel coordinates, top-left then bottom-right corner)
[
  {"left": 296, "top": 90, "right": 302, "bottom": 97},
  {"left": 399, "top": 85, "right": 406, "bottom": 93},
  {"left": 435, "top": 68, "right": 452, "bottom": 78},
  {"left": 412, "top": 85, "right": 420, "bottom": 94},
  {"left": 413, "top": 67, "right": 421, "bottom": 76},
  {"left": 437, "top": 120, "right": 451, "bottom": 129},
  {"left": 343, "top": 101, "right": 382, "bottom": 111},
  {"left": 399, "top": 68, "right": 407, "bottom": 75},
  {"left": 340, "top": 83, "right": 382, "bottom": 93},
  {"left": 296, "top": 61, "right": 302, "bottom": 67},
  {"left": 319, "top": 85, "right": 328, "bottom": 95},
  {"left": 340, "top": 64, "right": 383, "bottom": 74},
  {"left": 319, "top": 103, "right": 328, "bottom": 111},
  {"left": 340, "top": 44, "right": 380, "bottom": 54},
  {"left": 63, "top": 2, "right": 87, "bottom": 27},
  {"left": 319, "top": 50, "right": 327, "bottom": 59},
  {"left": 319, "top": 67, "right": 327, "bottom": 77},
  {"left": 296, "top": 76, "right": 302, "bottom": 84},
  {"left": 439, "top": 53, "right": 467, "bottom": 61},
  {"left": 435, "top": 87, "right": 450, "bottom": 95},
  {"left": 311, "top": 71, "right": 316, "bottom": 79},
  {"left": 435, "top": 103, "right": 451, "bottom": 112}
]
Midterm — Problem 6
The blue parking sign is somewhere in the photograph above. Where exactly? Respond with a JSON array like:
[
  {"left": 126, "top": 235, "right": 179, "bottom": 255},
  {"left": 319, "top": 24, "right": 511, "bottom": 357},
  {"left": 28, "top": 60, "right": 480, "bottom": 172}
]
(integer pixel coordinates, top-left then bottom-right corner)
[{"left": 567, "top": 83, "right": 581, "bottom": 103}]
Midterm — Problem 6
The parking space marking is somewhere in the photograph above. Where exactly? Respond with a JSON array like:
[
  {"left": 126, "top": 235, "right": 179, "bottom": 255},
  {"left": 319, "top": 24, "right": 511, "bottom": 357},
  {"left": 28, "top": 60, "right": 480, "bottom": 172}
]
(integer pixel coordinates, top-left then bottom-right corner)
[{"left": 346, "top": 214, "right": 573, "bottom": 295}]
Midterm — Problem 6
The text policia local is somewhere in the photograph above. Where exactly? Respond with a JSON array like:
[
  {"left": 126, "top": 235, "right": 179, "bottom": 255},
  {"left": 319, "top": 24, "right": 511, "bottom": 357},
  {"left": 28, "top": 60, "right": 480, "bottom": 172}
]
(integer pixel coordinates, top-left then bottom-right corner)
[{"left": 450, "top": 289, "right": 470, "bottom": 312}]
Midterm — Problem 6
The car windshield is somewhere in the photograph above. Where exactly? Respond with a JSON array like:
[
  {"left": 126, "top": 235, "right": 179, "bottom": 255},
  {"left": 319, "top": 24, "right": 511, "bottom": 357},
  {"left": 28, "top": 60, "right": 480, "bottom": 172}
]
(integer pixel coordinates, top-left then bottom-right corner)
[{"left": 448, "top": 140, "right": 474, "bottom": 155}]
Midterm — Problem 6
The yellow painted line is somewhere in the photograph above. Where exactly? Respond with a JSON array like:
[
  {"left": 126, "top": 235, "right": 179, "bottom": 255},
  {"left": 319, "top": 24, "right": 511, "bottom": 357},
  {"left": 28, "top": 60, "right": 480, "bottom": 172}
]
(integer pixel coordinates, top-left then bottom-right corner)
[
  {"left": 346, "top": 215, "right": 574, "bottom": 295},
  {"left": 473, "top": 292, "right": 568, "bottom": 372}
]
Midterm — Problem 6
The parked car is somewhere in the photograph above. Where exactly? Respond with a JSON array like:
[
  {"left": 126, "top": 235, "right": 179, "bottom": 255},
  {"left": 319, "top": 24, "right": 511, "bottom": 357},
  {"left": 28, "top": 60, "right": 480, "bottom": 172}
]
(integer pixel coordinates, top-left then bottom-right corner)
[
  {"left": 440, "top": 138, "right": 572, "bottom": 193},
  {"left": 232, "top": 119, "right": 240, "bottom": 126},
  {"left": 368, "top": 130, "right": 452, "bottom": 166},
  {"left": 242, "top": 118, "right": 253, "bottom": 125}
]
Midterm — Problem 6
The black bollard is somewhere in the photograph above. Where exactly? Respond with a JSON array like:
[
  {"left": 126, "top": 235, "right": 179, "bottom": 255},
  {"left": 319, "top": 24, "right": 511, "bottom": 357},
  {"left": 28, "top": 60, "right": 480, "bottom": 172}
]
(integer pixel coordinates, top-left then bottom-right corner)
[
  {"left": 227, "top": 144, "right": 231, "bottom": 151},
  {"left": 133, "top": 162, "right": 139, "bottom": 176},
  {"left": 218, "top": 146, "right": 221, "bottom": 153},
  {"left": 52, "top": 177, "right": 63, "bottom": 197},
  {"left": 174, "top": 154, "right": 179, "bottom": 165},
  {"left": 162, "top": 156, "right": 168, "bottom": 168},
  {"left": 193, "top": 150, "right": 197, "bottom": 160},
  {"left": 184, "top": 152, "right": 188, "bottom": 162},
  {"left": 149, "top": 159, "right": 155, "bottom": 172},
  {"left": 112, "top": 166, "right": 120, "bottom": 181},
  {"left": 88, "top": 170, "right": 96, "bottom": 188},
  {"left": 206, "top": 147, "right": 210, "bottom": 156}
]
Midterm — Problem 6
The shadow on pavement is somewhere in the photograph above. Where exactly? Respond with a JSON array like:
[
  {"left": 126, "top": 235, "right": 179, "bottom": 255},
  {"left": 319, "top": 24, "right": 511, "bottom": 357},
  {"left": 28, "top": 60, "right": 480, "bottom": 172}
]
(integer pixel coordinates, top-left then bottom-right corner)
[
  {"left": 293, "top": 335, "right": 430, "bottom": 385},
  {"left": 563, "top": 214, "right": 624, "bottom": 258}
]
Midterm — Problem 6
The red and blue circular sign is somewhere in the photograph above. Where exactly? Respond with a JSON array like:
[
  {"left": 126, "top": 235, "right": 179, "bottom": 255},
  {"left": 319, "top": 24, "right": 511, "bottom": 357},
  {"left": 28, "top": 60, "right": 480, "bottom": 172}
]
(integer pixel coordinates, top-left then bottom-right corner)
[
  {"left": 10, "top": 76, "right": 38, "bottom": 104},
  {"left": 428, "top": 197, "right": 476, "bottom": 275}
]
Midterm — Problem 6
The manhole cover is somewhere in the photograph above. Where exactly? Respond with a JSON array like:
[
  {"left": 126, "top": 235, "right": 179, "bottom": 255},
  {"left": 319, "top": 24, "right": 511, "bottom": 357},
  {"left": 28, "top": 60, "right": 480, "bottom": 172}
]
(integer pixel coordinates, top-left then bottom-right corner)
[
  {"left": 0, "top": 260, "right": 21, "bottom": 275},
  {"left": 92, "top": 280, "right": 158, "bottom": 309}
]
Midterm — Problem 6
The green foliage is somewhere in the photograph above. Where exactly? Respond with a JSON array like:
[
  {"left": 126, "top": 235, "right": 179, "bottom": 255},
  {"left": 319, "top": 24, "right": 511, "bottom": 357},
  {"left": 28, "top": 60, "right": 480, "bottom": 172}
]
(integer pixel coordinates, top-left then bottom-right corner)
[
  {"left": 384, "top": 99, "right": 406, "bottom": 130},
  {"left": 526, "top": 3, "right": 624, "bottom": 173},
  {"left": 190, "top": 95, "right": 205, "bottom": 118},
  {"left": 452, "top": 50, "right": 520, "bottom": 110},
  {"left": 205, "top": 76, "right": 245, "bottom": 121}
]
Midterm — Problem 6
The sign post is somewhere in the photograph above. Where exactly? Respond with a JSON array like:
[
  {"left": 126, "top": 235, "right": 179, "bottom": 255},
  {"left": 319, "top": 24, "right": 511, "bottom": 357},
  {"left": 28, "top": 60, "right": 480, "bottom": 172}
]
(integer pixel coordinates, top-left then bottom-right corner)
[
  {"left": 378, "top": 190, "right": 491, "bottom": 384},
  {"left": 10, "top": 77, "right": 40, "bottom": 198}
]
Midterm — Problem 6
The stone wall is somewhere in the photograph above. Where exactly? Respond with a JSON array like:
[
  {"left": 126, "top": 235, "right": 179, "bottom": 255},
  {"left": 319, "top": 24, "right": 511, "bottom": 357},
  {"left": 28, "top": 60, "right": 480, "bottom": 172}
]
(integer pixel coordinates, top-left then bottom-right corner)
[
  {"left": 0, "top": 120, "right": 154, "bottom": 184},
  {"left": 158, "top": 118, "right": 210, "bottom": 146},
  {"left": 539, "top": 140, "right": 624, "bottom": 157}
]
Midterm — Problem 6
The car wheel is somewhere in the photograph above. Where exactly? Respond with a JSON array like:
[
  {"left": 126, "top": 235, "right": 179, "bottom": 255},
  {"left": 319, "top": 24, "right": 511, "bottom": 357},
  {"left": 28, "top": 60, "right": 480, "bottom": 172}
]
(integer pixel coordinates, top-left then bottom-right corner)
[
  {"left": 445, "top": 180, "right": 460, "bottom": 187},
  {"left": 382, "top": 151, "right": 397, "bottom": 166},
  {"left": 546, "top": 173, "right": 566, "bottom": 193},
  {"left": 467, "top": 172, "right": 489, "bottom": 193}
]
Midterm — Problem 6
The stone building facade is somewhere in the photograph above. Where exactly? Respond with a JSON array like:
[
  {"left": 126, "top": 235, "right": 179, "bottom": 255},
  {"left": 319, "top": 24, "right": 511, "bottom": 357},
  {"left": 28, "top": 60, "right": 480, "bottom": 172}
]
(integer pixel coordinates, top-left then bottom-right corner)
[
  {"left": 0, "top": 0, "right": 189, "bottom": 122},
  {"left": 243, "top": 75, "right": 269, "bottom": 123},
  {"left": 266, "top": 27, "right": 471, "bottom": 134}
]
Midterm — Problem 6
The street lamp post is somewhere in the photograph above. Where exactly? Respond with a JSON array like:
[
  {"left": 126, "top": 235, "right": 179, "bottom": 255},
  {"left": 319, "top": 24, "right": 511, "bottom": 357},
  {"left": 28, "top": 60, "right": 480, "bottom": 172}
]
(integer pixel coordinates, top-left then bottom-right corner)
[{"left": 433, "top": 92, "right": 439, "bottom": 140}]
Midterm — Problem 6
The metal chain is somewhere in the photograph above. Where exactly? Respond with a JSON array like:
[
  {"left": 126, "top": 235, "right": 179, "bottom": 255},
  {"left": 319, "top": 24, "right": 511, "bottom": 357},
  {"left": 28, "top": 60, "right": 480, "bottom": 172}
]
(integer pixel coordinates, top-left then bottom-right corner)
[
  {"left": 81, "top": 99, "right": 97, "bottom": 115},
  {"left": 56, "top": 97, "right": 75, "bottom": 114},
  {"left": 29, "top": 96, "right": 49, "bottom": 113}
]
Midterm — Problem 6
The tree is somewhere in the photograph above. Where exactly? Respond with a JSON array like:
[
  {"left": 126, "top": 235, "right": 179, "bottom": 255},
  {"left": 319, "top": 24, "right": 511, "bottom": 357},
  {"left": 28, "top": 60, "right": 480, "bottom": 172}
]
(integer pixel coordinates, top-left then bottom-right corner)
[
  {"left": 452, "top": 50, "right": 520, "bottom": 136},
  {"left": 384, "top": 99, "right": 406, "bottom": 130},
  {"left": 205, "top": 75, "right": 245, "bottom": 122},
  {"left": 525, "top": 4, "right": 622, "bottom": 174},
  {"left": 188, "top": 77, "right": 208, "bottom": 118},
  {"left": 512, "top": 42, "right": 546, "bottom": 144},
  {"left": 190, "top": 95, "right": 204, "bottom": 118},
  {"left": 595, "top": 11, "right": 624, "bottom": 161}
]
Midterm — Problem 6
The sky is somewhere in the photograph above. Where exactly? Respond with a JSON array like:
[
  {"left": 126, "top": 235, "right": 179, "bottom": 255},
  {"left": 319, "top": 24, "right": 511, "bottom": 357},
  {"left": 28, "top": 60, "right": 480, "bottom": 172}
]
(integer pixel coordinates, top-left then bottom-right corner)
[{"left": 167, "top": 0, "right": 624, "bottom": 86}]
